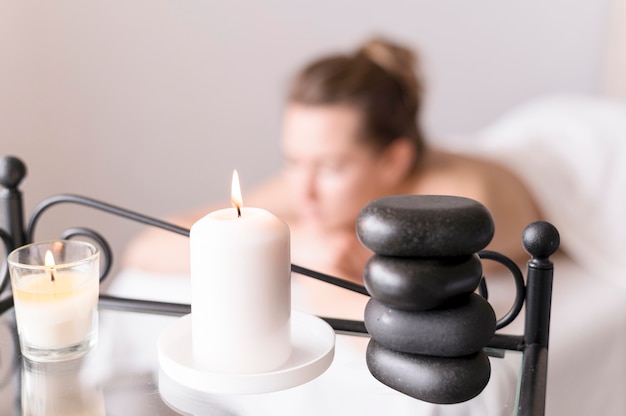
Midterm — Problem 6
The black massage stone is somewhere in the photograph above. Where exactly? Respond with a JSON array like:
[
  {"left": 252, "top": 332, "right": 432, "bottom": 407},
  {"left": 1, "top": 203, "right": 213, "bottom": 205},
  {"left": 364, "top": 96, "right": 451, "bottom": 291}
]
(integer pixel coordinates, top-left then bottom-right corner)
[
  {"left": 356, "top": 195, "right": 494, "bottom": 257},
  {"left": 366, "top": 340, "right": 491, "bottom": 404},
  {"left": 364, "top": 254, "right": 483, "bottom": 310},
  {"left": 364, "top": 294, "right": 496, "bottom": 357}
]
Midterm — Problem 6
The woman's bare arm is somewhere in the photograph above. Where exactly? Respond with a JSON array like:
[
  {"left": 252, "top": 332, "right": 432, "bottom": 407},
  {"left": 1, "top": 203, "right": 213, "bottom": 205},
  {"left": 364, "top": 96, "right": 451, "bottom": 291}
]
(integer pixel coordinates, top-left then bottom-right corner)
[{"left": 122, "top": 173, "right": 295, "bottom": 274}]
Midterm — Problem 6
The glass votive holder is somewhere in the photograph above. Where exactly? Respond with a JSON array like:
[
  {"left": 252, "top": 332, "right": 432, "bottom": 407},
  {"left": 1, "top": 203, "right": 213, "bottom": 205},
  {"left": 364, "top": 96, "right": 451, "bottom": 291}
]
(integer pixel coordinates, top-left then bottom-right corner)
[{"left": 7, "top": 240, "right": 100, "bottom": 362}]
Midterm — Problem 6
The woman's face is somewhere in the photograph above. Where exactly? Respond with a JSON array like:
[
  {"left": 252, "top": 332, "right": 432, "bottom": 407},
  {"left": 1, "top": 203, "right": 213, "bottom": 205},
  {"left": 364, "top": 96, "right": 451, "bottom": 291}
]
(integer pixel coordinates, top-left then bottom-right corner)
[{"left": 281, "top": 103, "right": 391, "bottom": 231}]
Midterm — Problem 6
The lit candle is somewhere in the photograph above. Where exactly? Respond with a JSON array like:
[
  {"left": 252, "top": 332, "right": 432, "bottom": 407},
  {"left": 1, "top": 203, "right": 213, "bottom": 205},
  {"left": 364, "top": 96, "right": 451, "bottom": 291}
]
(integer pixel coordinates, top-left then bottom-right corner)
[
  {"left": 190, "top": 170, "right": 291, "bottom": 373},
  {"left": 8, "top": 240, "right": 100, "bottom": 360}
]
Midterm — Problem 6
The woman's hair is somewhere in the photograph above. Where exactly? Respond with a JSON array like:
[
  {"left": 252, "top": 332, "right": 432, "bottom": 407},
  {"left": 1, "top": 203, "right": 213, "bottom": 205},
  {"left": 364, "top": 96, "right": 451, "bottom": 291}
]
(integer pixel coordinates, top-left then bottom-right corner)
[{"left": 288, "top": 36, "right": 426, "bottom": 166}]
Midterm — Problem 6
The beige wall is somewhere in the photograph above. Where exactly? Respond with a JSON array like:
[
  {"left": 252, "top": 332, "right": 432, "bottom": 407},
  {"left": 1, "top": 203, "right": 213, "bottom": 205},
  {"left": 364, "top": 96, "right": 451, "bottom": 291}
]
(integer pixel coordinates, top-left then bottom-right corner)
[
  {"left": 604, "top": 0, "right": 626, "bottom": 101},
  {"left": 0, "top": 0, "right": 613, "bottom": 276}
]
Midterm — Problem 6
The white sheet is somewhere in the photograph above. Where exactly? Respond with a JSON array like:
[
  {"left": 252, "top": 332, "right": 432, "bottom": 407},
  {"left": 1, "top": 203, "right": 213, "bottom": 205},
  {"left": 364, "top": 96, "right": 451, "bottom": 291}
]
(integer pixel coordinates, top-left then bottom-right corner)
[
  {"left": 487, "top": 255, "right": 626, "bottom": 416},
  {"left": 109, "top": 253, "right": 626, "bottom": 416},
  {"left": 457, "top": 94, "right": 626, "bottom": 283},
  {"left": 107, "top": 270, "right": 520, "bottom": 416},
  {"left": 457, "top": 94, "right": 626, "bottom": 414}
]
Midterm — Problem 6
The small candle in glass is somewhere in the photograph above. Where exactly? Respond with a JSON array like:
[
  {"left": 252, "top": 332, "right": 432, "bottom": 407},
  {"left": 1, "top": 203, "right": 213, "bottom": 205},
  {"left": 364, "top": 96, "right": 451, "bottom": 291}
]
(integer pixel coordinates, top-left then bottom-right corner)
[{"left": 8, "top": 240, "right": 100, "bottom": 362}]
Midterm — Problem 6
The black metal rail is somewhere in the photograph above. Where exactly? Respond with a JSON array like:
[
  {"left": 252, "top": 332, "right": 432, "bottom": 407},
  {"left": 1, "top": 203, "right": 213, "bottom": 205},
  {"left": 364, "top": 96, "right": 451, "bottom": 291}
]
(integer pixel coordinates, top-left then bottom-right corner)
[{"left": 0, "top": 155, "right": 557, "bottom": 415}]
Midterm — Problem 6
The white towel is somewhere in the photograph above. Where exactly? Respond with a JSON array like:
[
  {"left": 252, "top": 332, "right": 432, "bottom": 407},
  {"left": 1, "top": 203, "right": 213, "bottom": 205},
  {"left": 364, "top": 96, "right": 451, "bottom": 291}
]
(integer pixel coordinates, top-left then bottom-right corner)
[{"left": 458, "top": 94, "right": 626, "bottom": 284}]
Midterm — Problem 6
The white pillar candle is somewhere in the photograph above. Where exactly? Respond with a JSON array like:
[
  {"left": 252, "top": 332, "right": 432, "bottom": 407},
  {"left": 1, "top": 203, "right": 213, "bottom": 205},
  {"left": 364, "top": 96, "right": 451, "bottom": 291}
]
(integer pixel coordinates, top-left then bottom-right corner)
[{"left": 190, "top": 172, "right": 291, "bottom": 374}]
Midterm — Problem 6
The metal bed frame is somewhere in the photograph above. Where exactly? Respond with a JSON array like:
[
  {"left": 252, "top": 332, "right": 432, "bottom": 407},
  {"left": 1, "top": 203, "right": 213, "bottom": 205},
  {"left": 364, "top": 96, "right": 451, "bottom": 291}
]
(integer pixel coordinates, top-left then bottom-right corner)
[{"left": 0, "top": 155, "right": 558, "bottom": 415}]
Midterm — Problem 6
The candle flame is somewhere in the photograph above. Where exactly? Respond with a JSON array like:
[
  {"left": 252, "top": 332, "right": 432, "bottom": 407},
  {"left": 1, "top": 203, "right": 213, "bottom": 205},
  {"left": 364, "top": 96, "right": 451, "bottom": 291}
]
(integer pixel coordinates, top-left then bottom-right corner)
[
  {"left": 45, "top": 250, "right": 56, "bottom": 282},
  {"left": 231, "top": 169, "right": 243, "bottom": 217}
]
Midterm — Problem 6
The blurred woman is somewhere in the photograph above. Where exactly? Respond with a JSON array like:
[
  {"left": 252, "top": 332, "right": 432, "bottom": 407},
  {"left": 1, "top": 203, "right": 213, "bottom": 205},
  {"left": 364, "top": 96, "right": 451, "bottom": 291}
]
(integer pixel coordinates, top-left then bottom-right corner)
[{"left": 124, "top": 37, "right": 540, "bottom": 283}]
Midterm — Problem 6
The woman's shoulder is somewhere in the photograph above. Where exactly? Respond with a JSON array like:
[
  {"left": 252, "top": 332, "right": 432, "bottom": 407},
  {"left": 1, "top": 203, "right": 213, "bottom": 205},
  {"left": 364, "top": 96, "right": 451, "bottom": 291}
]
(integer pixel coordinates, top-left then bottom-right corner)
[
  {"left": 409, "top": 150, "right": 490, "bottom": 197},
  {"left": 408, "top": 149, "right": 541, "bottom": 259}
]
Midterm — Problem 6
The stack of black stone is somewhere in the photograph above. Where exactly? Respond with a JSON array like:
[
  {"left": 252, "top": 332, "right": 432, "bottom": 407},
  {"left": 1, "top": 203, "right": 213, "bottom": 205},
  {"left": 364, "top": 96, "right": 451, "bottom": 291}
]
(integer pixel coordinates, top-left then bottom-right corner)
[{"left": 356, "top": 195, "right": 497, "bottom": 404}]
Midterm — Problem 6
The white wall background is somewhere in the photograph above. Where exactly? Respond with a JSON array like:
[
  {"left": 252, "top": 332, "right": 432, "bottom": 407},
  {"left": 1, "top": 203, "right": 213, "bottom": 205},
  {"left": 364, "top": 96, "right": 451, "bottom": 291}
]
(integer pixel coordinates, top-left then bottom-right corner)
[{"left": 0, "top": 0, "right": 614, "bottom": 275}]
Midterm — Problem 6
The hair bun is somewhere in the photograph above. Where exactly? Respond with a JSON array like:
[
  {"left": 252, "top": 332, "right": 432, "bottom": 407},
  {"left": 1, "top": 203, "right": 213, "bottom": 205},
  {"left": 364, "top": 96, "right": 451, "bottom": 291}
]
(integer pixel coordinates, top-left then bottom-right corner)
[{"left": 357, "top": 37, "right": 420, "bottom": 95}]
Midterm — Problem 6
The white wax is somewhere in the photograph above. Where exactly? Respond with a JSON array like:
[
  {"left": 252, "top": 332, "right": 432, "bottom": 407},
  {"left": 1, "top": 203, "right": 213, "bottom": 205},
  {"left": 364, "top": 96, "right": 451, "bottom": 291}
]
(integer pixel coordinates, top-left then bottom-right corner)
[
  {"left": 190, "top": 207, "right": 291, "bottom": 373},
  {"left": 13, "top": 271, "right": 99, "bottom": 349}
]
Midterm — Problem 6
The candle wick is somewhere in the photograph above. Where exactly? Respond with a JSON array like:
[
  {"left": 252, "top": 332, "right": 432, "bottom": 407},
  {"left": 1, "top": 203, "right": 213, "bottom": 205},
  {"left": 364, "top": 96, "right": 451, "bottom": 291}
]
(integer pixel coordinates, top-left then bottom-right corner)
[
  {"left": 49, "top": 268, "right": 56, "bottom": 282},
  {"left": 237, "top": 206, "right": 242, "bottom": 218}
]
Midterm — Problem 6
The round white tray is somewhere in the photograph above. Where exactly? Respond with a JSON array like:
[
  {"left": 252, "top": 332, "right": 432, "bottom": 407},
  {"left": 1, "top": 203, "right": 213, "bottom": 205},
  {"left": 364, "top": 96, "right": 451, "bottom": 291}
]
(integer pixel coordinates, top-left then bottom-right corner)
[{"left": 158, "top": 311, "right": 335, "bottom": 394}]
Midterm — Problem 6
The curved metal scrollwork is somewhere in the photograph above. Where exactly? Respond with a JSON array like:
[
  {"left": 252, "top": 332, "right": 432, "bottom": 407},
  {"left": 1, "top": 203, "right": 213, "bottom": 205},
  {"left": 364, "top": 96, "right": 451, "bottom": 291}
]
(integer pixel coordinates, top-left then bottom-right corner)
[
  {"left": 0, "top": 228, "right": 14, "bottom": 294},
  {"left": 478, "top": 250, "right": 526, "bottom": 330},
  {"left": 60, "top": 227, "right": 113, "bottom": 282},
  {"left": 9, "top": 192, "right": 529, "bottom": 335},
  {"left": 26, "top": 194, "right": 189, "bottom": 282}
]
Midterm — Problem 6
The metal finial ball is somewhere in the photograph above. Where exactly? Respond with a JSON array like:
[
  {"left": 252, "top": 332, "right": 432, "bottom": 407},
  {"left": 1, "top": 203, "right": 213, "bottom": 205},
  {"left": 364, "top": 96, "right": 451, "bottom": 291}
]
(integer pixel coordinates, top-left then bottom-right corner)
[
  {"left": 0, "top": 156, "right": 27, "bottom": 189},
  {"left": 522, "top": 221, "right": 560, "bottom": 259}
]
